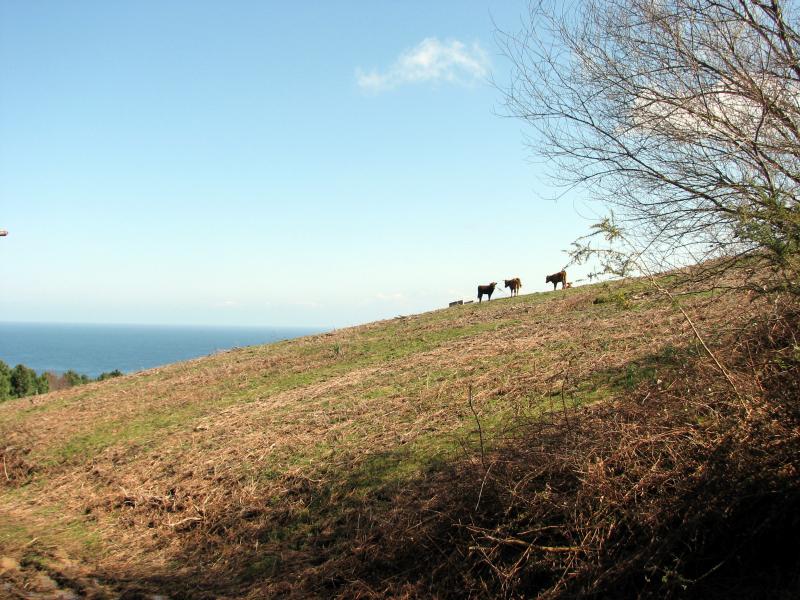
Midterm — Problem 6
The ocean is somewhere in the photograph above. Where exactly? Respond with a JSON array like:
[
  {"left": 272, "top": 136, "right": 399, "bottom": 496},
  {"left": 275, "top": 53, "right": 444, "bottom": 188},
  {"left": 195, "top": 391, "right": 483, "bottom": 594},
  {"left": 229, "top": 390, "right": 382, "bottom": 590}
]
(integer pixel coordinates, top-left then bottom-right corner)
[{"left": 0, "top": 322, "right": 322, "bottom": 378}]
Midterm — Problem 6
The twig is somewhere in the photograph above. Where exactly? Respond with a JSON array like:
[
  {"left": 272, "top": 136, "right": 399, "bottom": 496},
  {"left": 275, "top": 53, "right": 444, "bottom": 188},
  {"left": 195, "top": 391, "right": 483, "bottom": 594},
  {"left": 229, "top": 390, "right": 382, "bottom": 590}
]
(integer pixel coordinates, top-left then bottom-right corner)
[
  {"left": 2, "top": 455, "right": 9, "bottom": 481},
  {"left": 168, "top": 516, "right": 203, "bottom": 528},
  {"left": 606, "top": 229, "right": 742, "bottom": 400},
  {"left": 474, "top": 531, "right": 582, "bottom": 553},
  {"left": 468, "top": 385, "right": 486, "bottom": 469},
  {"left": 648, "top": 276, "right": 741, "bottom": 400},
  {"left": 560, "top": 377, "right": 571, "bottom": 430},
  {"left": 475, "top": 460, "right": 495, "bottom": 511}
]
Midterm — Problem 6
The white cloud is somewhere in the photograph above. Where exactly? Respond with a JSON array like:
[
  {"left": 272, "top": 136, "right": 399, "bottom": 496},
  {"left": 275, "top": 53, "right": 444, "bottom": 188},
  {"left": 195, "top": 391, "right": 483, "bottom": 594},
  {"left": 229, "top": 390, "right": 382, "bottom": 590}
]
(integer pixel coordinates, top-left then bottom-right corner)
[{"left": 356, "top": 37, "right": 490, "bottom": 92}]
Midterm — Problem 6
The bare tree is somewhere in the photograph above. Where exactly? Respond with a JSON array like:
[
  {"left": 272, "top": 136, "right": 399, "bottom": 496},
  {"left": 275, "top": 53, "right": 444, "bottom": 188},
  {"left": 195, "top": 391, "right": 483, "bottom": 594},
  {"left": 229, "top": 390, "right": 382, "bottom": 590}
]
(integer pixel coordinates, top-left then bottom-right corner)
[{"left": 498, "top": 0, "right": 800, "bottom": 294}]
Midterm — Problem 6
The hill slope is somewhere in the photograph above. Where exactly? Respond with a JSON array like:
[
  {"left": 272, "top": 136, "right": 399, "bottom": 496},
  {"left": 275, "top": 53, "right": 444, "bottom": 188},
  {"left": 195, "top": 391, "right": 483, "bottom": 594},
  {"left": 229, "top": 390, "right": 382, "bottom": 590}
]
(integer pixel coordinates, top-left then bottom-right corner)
[{"left": 1, "top": 281, "right": 798, "bottom": 598}]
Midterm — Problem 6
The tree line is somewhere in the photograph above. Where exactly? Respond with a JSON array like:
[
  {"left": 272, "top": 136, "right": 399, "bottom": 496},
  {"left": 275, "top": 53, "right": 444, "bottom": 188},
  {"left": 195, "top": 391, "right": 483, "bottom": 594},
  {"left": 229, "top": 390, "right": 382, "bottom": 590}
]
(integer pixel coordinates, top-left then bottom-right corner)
[{"left": 0, "top": 360, "right": 122, "bottom": 402}]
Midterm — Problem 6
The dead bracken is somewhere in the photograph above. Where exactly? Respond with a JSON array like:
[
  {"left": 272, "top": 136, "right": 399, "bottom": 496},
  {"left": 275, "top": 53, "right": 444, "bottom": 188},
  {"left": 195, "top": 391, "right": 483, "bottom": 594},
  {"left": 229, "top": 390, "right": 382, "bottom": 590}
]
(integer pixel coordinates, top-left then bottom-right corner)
[{"left": 1, "top": 279, "right": 798, "bottom": 598}]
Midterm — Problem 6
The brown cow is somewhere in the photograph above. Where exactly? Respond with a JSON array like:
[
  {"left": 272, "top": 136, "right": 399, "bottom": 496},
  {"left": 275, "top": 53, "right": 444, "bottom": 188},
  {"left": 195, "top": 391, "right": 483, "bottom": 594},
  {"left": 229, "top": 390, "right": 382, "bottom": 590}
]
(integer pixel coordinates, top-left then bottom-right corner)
[
  {"left": 545, "top": 270, "right": 568, "bottom": 290},
  {"left": 477, "top": 282, "right": 497, "bottom": 303},
  {"left": 504, "top": 277, "right": 522, "bottom": 297}
]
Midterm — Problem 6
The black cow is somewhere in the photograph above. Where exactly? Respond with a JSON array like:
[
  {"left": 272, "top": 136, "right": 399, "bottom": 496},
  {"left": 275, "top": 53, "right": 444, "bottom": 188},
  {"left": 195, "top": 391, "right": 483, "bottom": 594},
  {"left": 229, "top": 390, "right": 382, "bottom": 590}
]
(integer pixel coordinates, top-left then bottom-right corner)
[
  {"left": 478, "top": 282, "right": 497, "bottom": 303},
  {"left": 545, "top": 270, "right": 568, "bottom": 290}
]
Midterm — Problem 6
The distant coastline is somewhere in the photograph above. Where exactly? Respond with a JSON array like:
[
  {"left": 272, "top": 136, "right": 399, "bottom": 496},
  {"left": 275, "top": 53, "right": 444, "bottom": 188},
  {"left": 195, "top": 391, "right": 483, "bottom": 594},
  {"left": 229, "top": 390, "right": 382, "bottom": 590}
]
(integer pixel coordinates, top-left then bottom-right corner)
[{"left": 0, "top": 322, "right": 322, "bottom": 378}]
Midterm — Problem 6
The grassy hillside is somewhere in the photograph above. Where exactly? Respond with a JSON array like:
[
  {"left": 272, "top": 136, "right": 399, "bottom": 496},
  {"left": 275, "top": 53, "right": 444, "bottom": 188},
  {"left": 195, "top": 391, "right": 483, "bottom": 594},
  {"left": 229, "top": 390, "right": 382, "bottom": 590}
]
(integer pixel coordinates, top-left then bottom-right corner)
[{"left": 1, "top": 280, "right": 798, "bottom": 598}]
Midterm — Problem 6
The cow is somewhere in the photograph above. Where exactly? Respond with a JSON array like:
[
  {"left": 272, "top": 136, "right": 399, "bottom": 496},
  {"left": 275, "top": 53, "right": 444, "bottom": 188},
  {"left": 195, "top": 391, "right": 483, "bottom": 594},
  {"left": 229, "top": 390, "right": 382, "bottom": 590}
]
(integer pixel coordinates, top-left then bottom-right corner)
[
  {"left": 504, "top": 278, "right": 522, "bottom": 297},
  {"left": 477, "top": 282, "right": 497, "bottom": 303},
  {"left": 545, "top": 270, "right": 568, "bottom": 290}
]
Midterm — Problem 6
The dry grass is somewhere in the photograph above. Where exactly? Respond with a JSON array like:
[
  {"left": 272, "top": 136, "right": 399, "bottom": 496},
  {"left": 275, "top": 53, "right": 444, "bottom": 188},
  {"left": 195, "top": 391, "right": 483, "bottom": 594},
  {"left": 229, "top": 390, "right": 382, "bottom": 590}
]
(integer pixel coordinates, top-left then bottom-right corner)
[
  {"left": 324, "top": 302, "right": 800, "bottom": 599},
  {"left": 1, "top": 279, "right": 791, "bottom": 598}
]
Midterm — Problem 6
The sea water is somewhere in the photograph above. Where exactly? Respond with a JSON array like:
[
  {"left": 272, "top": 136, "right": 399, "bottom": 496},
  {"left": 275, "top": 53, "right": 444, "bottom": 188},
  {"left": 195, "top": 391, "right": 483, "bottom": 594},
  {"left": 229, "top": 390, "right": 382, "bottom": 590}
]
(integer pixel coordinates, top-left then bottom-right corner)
[{"left": 0, "top": 322, "right": 321, "bottom": 378}]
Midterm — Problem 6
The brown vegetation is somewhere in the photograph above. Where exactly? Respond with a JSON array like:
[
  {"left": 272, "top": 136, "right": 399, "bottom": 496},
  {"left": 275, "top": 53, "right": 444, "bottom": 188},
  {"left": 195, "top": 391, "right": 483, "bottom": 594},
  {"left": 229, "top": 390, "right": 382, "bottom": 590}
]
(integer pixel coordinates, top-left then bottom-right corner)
[
  {"left": 1, "top": 281, "right": 798, "bottom": 598},
  {"left": 323, "top": 306, "right": 800, "bottom": 599}
]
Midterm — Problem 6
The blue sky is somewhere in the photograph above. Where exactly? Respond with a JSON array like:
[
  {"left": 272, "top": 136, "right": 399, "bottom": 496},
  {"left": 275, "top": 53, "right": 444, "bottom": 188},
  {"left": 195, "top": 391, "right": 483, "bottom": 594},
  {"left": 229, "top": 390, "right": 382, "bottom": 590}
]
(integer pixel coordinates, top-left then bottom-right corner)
[{"left": 1, "top": 1, "right": 597, "bottom": 328}]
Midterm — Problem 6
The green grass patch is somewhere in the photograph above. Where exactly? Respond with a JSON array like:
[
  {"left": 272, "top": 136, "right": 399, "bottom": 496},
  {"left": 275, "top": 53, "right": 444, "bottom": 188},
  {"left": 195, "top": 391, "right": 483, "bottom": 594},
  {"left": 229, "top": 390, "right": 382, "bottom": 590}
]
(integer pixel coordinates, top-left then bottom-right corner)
[
  {"left": 0, "top": 516, "right": 31, "bottom": 552},
  {"left": 45, "top": 400, "right": 209, "bottom": 465},
  {"left": 0, "top": 503, "right": 101, "bottom": 559},
  {"left": 40, "top": 321, "right": 471, "bottom": 464}
]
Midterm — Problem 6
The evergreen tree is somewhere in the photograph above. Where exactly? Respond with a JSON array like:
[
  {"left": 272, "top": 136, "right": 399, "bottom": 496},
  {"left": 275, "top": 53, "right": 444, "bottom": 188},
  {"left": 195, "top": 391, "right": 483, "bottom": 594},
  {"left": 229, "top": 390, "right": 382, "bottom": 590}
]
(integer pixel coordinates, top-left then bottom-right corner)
[
  {"left": 64, "top": 370, "right": 90, "bottom": 387},
  {"left": 10, "top": 364, "right": 37, "bottom": 398},
  {"left": 0, "top": 360, "right": 12, "bottom": 401},
  {"left": 96, "top": 369, "right": 123, "bottom": 381},
  {"left": 36, "top": 373, "right": 50, "bottom": 394}
]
